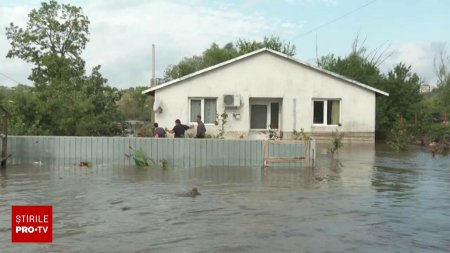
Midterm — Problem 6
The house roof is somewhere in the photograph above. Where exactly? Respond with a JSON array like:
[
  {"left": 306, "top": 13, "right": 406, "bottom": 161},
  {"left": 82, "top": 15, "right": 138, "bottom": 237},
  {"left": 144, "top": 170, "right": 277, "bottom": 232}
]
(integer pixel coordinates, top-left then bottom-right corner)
[{"left": 142, "top": 48, "right": 389, "bottom": 96}]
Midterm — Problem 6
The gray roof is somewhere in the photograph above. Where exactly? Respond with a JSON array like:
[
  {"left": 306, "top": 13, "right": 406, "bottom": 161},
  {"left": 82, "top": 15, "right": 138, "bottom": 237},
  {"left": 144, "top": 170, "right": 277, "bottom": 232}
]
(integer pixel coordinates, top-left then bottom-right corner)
[{"left": 142, "top": 48, "right": 388, "bottom": 96}]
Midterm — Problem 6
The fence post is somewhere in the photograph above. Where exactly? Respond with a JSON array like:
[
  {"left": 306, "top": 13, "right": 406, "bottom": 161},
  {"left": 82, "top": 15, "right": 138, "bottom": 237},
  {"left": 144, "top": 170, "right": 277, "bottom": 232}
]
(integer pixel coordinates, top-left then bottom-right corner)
[
  {"left": 1, "top": 105, "right": 9, "bottom": 169},
  {"left": 262, "top": 141, "right": 268, "bottom": 167}
]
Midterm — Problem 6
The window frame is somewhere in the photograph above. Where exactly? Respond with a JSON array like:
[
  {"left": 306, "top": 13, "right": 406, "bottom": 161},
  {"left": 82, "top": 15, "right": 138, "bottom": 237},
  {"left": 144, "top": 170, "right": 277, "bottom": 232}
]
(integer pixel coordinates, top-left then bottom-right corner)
[
  {"left": 312, "top": 99, "right": 341, "bottom": 126},
  {"left": 188, "top": 97, "right": 217, "bottom": 124}
]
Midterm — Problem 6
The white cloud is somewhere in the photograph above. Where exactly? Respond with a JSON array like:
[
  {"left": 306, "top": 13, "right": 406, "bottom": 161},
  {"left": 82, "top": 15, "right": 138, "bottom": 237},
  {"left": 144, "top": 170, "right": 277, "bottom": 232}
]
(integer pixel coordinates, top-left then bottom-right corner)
[
  {"left": 0, "top": 0, "right": 301, "bottom": 88},
  {"left": 1, "top": 0, "right": 444, "bottom": 91},
  {"left": 381, "top": 42, "right": 446, "bottom": 86},
  {"left": 0, "top": 4, "right": 37, "bottom": 86}
]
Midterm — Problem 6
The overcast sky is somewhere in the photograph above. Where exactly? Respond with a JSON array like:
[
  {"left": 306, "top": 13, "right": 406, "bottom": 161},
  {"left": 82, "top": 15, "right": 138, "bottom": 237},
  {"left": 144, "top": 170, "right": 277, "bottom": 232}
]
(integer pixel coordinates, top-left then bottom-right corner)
[{"left": 1, "top": 0, "right": 449, "bottom": 88}]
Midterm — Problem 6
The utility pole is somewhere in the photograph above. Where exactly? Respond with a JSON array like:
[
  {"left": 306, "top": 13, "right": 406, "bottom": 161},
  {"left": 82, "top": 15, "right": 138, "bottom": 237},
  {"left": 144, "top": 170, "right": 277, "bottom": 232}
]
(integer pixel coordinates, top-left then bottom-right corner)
[
  {"left": 151, "top": 44, "right": 156, "bottom": 87},
  {"left": 150, "top": 44, "right": 156, "bottom": 123}
]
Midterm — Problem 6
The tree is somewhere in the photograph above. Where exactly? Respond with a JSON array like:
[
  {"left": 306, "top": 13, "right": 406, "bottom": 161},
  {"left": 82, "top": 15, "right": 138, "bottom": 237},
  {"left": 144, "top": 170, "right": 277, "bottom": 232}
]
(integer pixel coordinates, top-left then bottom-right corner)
[
  {"left": 236, "top": 36, "right": 296, "bottom": 56},
  {"left": 318, "top": 44, "right": 422, "bottom": 136},
  {"left": 118, "top": 87, "right": 153, "bottom": 121},
  {"left": 377, "top": 63, "right": 422, "bottom": 132},
  {"left": 433, "top": 49, "right": 450, "bottom": 111},
  {"left": 317, "top": 52, "right": 382, "bottom": 88},
  {"left": 4, "top": 0, "right": 121, "bottom": 136},
  {"left": 5, "top": 0, "right": 89, "bottom": 88},
  {"left": 0, "top": 85, "right": 42, "bottom": 135},
  {"left": 164, "top": 36, "right": 295, "bottom": 81},
  {"left": 164, "top": 55, "right": 204, "bottom": 81}
]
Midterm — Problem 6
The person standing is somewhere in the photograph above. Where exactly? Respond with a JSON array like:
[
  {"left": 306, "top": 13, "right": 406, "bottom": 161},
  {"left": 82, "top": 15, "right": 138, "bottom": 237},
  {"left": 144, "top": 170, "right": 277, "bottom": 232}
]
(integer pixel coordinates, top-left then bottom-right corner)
[
  {"left": 165, "top": 119, "right": 193, "bottom": 138},
  {"left": 153, "top": 122, "right": 166, "bottom": 138},
  {"left": 195, "top": 115, "right": 206, "bottom": 138}
]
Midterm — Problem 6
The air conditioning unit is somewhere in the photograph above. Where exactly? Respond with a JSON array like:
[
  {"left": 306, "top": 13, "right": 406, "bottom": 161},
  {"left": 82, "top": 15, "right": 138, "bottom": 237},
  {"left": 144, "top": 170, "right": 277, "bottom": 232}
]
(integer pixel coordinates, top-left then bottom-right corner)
[{"left": 223, "top": 94, "right": 240, "bottom": 107}]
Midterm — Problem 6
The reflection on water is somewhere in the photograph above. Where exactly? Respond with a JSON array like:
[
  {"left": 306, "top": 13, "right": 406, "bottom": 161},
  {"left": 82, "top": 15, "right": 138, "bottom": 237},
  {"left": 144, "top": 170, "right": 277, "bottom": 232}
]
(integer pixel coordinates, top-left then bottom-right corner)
[{"left": 1, "top": 144, "right": 450, "bottom": 253}]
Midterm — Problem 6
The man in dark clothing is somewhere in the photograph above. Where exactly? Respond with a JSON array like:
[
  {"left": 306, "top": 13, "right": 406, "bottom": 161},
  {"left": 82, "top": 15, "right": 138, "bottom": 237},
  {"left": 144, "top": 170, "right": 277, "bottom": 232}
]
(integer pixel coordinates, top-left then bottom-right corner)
[
  {"left": 153, "top": 122, "right": 166, "bottom": 138},
  {"left": 196, "top": 115, "right": 206, "bottom": 138},
  {"left": 165, "top": 119, "right": 193, "bottom": 138}
]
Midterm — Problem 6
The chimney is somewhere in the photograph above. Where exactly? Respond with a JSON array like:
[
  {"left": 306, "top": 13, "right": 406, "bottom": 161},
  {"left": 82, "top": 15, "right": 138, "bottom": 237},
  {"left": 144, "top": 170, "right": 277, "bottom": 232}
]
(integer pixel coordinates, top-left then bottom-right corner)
[{"left": 151, "top": 44, "right": 156, "bottom": 87}]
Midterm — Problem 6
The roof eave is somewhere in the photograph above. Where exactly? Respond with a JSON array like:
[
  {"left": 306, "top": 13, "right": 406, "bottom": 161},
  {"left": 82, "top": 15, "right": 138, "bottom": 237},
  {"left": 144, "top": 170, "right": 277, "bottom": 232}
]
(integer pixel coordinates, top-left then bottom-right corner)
[{"left": 142, "top": 48, "right": 389, "bottom": 96}]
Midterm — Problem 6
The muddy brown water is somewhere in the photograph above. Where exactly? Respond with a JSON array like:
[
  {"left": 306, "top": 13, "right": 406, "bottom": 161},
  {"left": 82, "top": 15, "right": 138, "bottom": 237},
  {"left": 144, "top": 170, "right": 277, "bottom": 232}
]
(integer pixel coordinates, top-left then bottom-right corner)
[{"left": 0, "top": 144, "right": 449, "bottom": 253}]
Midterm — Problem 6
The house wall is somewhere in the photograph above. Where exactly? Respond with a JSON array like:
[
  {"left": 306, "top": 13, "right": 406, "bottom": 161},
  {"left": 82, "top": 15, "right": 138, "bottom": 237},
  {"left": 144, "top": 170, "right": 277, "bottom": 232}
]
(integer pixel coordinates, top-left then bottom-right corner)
[{"left": 154, "top": 52, "right": 376, "bottom": 142}]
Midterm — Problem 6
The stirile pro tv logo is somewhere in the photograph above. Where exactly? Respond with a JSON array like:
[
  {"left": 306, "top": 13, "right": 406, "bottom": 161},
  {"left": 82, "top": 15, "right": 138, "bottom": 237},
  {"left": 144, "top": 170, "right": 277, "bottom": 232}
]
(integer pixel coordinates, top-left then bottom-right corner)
[{"left": 12, "top": 206, "right": 52, "bottom": 243}]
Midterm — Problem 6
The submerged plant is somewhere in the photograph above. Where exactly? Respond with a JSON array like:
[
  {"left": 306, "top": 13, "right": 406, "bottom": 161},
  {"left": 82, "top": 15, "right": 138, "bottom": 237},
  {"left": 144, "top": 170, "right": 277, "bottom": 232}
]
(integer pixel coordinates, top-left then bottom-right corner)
[
  {"left": 268, "top": 125, "right": 278, "bottom": 140},
  {"left": 216, "top": 111, "right": 228, "bottom": 139},
  {"left": 293, "top": 128, "right": 311, "bottom": 140},
  {"left": 79, "top": 161, "right": 91, "bottom": 168},
  {"left": 387, "top": 128, "right": 411, "bottom": 151},
  {"left": 133, "top": 149, "right": 155, "bottom": 167},
  {"left": 328, "top": 129, "right": 344, "bottom": 155},
  {"left": 159, "top": 159, "right": 168, "bottom": 170}
]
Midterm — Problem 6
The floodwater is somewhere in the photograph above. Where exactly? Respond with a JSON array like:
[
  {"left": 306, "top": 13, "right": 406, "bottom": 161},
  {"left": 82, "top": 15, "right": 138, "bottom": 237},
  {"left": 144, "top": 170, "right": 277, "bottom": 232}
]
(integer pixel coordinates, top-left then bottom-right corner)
[{"left": 0, "top": 144, "right": 449, "bottom": 253}]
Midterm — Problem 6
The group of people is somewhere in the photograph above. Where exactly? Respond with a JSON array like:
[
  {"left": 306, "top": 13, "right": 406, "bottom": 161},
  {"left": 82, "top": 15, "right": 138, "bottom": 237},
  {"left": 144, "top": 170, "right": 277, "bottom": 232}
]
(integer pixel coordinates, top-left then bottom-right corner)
[{"left": 153, "top": 115, "right": 206, "bottom": 138}]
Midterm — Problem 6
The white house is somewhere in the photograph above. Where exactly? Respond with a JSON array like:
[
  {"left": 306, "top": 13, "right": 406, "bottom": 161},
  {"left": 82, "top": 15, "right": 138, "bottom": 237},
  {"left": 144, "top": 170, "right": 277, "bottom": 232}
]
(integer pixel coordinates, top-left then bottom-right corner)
[{"left": 143, "top": 48, "right": 388, "bottom": 143}]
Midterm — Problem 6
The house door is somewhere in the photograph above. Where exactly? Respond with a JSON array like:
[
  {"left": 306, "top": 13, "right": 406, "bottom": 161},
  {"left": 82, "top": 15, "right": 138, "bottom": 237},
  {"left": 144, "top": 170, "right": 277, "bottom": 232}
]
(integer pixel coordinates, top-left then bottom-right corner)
[{"left": 250, "top": 102, "right": 280, "bottom": 130}]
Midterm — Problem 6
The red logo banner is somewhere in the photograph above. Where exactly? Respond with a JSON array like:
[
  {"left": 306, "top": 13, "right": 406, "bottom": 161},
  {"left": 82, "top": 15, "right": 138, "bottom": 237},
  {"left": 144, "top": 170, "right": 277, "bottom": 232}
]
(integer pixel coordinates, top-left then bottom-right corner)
[{"left": 12, "top": 205, "right": 52, "bottom": 243}]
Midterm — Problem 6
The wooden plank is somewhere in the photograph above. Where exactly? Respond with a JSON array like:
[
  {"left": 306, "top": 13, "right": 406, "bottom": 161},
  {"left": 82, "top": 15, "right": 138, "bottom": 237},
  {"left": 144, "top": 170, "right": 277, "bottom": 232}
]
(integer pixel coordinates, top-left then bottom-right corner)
[{"left": 266, "top": 156, "right": 305, "bottom": 161}]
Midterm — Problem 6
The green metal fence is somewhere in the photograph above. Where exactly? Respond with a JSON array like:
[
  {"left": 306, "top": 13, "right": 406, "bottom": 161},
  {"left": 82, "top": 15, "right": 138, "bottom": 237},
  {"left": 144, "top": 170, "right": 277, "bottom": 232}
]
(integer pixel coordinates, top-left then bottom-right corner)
[{"left": 4, "top": 136, "right": 315, "bottom": 168}]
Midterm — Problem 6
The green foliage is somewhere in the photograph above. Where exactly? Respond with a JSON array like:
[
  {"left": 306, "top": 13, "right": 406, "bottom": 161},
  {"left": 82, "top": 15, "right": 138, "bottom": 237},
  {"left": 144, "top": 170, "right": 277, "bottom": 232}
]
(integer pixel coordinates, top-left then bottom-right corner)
[
  {"left": 328, "top": 130, "right": 344, "bottom": 155},
  {"left": 133, "top": 149, "right": 155, "bottom": 167},
  {"left": 293, "top": 128, "right": 311, "bottom": 140},
  {"left": 318, "top": 47, "right": 422, "bottom": 138},
  {"left": 3, "top": 1, "right": 121, "bottom": 136},
  {"left": 317, "top": 52, "right": 382, "bottom": 87},
  {"left": 376, "top": 63, "right": 422, "bottom": 134},
  {"left": 436, "top": 78, "right": 450, "bottom": 112},
  {"left": 164, "top": 36, "right": 295, "bottom": 81},
  {"left": 427, "top": 124, "right": 450, "bottom": 141},
  {"left": 386, "top": 127, "right": 412, "bottom": 151},
  {"left": 5, "top": 0, "right": 89, "bottom": 87},
  {"left": 117, "top": 86, "right": 153, "bottom": 121},
  {"left": 0, "top": 85, "right": 42, "bottom": 135},
  {"left": 159, "top": 159, "right": 168, "bottom": 170},
  {"left": 236, "top": 36, "right": 296, "bottom": 56}
]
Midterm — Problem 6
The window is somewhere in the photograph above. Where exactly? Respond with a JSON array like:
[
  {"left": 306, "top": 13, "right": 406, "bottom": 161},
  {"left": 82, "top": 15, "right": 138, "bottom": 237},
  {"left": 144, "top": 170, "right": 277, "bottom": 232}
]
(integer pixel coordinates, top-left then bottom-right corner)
[
  {"left": 189, "top": 98, "right": 217, "bottom": 123},
  {"left": 250, "top": 102, "right": 280, "bottom": 130},
  {"left": 313, "top": 99, "right": 340, "bottom": 125}
]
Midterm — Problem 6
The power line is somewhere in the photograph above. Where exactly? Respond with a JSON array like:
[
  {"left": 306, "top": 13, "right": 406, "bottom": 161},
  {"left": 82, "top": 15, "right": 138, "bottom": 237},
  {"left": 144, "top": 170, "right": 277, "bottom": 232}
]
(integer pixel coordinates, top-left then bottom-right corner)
[
  {"left": 0, "top": 71, "right": 22, "bottom": 85},
  {"left": 291, "top": 0, "right": 377, "bottom": 40}
]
